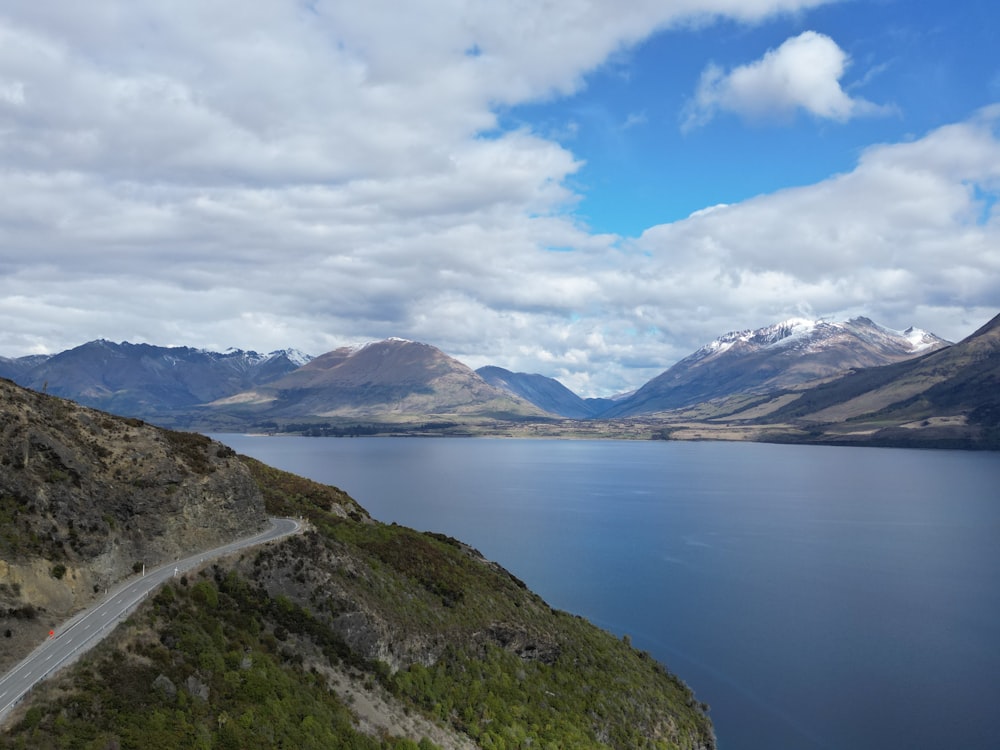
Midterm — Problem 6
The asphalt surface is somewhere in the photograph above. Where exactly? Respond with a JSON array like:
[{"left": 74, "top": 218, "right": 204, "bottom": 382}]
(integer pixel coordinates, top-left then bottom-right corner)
[{"left": 0, "top": 517, "right": 300, "bottom": 726}]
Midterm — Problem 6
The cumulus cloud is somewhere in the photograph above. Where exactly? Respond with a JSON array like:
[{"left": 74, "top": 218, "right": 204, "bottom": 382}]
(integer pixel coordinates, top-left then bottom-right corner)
[{"left": 683, "top": 31, "right": 888, "bottom": 129}]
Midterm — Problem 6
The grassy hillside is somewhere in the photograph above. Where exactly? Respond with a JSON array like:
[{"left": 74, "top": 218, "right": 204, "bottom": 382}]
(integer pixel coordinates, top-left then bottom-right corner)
[{"left": 1, "top": 456, "right": 714, "bottom": 750}]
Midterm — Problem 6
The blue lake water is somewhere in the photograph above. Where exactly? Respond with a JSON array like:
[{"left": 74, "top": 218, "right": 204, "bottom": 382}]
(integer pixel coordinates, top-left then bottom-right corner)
[{"left": 213, "top": 435, "right": 1000, "bottom": 750}]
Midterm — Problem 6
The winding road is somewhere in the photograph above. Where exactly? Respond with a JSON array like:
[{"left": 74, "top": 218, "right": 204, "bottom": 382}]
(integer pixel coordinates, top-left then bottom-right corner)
[{"left": 0, "top": 517, "right": 300, "bottom": 726}]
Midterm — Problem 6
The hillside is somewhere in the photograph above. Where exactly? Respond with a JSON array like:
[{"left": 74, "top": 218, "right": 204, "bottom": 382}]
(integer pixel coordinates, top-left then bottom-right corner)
[
  {"left": 754, "top": 311, "right": 1000, "bottom": 447},
  {"left": 0, "top": 377, "right": 268, "bottom": 667},
  {"left": 209, "top": 339, "right": 550, "bottom": 424},
  {"left": 0, "top": 381, "right": 714, "bottom": 748},
  {"left": 646, "top": 313, "right": 1000, "bottom": 449},
  {"left": 604, "top": 317, "right": 948, "bottom": 418},
  {"left": 476, "top": 366, "right": 609, "bottom": 418},
  {"left": 0, "top": 340, "right": 310, "bottom": 428},
  {"left": 0, "top": 355, "right": 50, "bottom": 383}
]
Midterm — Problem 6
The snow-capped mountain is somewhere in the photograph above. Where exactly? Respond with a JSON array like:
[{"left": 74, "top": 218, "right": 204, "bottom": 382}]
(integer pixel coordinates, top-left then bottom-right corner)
[
  {"left": 0, "top": 316, "right": 955, "bottom": 428},
  {"left": 278, "top": 348, "right": 315, "bottom": 368},
  {"left": 602, "top": 317, "right": 950, "bottom": 418},
  {"left": 228, "top": 346, "right": 314, "bottom": 364},
  {"left": 693, "top": 317, "right": 942, "bottom": 358},
  {"left": 758, "top": 311, "right": 1000, "bottom": 439}
]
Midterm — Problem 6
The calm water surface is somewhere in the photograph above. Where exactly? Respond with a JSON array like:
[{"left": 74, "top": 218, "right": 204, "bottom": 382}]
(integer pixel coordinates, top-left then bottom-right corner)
[{"left": 214, "top": 436, "right": 1000, "bottom": 750}]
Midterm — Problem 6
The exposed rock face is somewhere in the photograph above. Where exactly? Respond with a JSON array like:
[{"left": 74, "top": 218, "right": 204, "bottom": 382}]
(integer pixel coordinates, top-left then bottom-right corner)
[
  {"left": 247, "top": 531, "right": 427, "bottom": 672},
  {"left": 0, "top": 377, "right": 267, "bottom": 665},
  {"left": 244, "top": 530, "right": 560, "bottom": 675}
]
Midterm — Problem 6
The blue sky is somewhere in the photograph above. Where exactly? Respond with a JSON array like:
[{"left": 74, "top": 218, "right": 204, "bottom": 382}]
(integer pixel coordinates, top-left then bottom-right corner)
[
  {"left": 1, "top": 0, "right": 998, "bottom": 395},
  {"left": 514, "top": 0, "right": 1000, "bottom": 235}
]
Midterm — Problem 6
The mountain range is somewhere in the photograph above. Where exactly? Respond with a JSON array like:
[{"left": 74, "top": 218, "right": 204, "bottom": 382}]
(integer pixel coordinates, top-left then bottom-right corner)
[
  {"left": 0, "top": 340, "right": 311, "bottom": 428},
  {"left": 209, "top": 338, "right": 549, "bottom": 424},
  {"left": 601, "top": 316, "right": 947, "bottom": 418},
  {"left": 3, "top": 312, "right": 997, "bottom": 448},
  {"left": 476, "top": 365, "right": 616, "bottom": 419},
  {"left": 740, "top": 312, "right": 1000, "bottom": 447}
]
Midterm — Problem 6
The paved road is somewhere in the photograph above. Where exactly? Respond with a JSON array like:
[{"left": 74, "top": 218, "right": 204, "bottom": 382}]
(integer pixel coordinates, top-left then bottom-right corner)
[{"left": 0, "top": 517, "right": 300, "bottom": 726}]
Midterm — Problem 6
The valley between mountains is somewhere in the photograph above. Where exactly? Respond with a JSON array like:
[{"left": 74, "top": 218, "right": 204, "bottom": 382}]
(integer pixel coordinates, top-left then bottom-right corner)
[{"left": 2, "top": 313, "right": 998, "bottom": 449}]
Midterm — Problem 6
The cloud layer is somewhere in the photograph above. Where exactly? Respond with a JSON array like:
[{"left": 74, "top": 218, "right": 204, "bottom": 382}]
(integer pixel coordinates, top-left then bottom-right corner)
[{"left": 1, "top": 2, "right": 997, "bottom": 396}]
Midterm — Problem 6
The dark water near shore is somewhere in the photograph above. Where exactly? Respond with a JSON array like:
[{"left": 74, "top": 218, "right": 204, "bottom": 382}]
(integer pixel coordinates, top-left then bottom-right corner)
[{"left": 214, "top": 435, "right": 1000, "bottom": 750}]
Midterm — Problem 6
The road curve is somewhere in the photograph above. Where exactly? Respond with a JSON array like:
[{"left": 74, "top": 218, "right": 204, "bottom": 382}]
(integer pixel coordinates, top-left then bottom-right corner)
[{"left": 0, "top": 517, "right": 301, "bottom": 726}]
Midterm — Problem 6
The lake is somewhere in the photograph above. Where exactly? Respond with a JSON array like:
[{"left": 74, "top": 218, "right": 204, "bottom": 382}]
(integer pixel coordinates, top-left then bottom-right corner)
[{"left": 212, "top": 435, "right": 1000, "bottom": 750}]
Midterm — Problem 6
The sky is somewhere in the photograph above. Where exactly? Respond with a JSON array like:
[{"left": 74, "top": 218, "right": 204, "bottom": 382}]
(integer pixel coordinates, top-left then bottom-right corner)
[{"left": 1, "top": 0, "right": 998, "bottom": 396}]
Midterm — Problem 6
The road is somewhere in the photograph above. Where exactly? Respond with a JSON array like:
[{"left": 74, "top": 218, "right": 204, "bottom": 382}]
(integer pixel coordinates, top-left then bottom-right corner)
[{"left": 0, "top": 517, "right": 300, "bottom": 726}]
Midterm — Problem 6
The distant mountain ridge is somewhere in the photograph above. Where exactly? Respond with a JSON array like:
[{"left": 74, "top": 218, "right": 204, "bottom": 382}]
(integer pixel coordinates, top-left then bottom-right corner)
[
  {"left": 704, "top": 317, "right": 941, "bottom": 353},
  {"left": 602, "top": 317, "right": 949, "bottom": 417},
  {"left": 476, "top": 366, "right": 612, "bottom": 418},
  {"left": 0, "top": 354, "right": 51, "bottom": 381},
  {"left": 0, "top": 314, "right": 974, "bottom": 444},
  {"left": 210, "top": 338, "right": 549, "bottom": 423},
  {"left": 0, "top": 340, "right": 311, "bottom": 426},
  {"left": 746, "top": 311, "right": 1000, "bottom": 446}
]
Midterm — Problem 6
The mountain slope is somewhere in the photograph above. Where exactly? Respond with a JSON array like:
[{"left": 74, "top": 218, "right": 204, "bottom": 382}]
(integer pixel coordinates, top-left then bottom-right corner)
[
  {"left": 3, "top": 340, "right": 311, "bottom": 426},
  {"left": 753, "top": 311, "right": 1000, "bottom": 446},
  {"left": 476, "top": 366, "right": 605, "bottom": 418},
  {"left": 211, "top": 339, "right": 549, "bottom": 423},
  {"left": 0, "top": 378, "right": 268, "bottom": 667},
  {"left": 0, "top": 354, "right": 51, "bottom": 382},
  {"left": 605, "top": 317, "right": 948, "bottom": 418},
  {"left": 0, "top": 381, "right": 715, "bottom": 748}
]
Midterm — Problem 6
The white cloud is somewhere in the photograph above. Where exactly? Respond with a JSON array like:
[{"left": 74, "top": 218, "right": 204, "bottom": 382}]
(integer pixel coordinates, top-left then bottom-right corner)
[
  {"left": 635, "top": 105, "right": 1000, "bottom": 349},
  {"left": 683, "top": 31, "right": 888, "bottom": 129}
]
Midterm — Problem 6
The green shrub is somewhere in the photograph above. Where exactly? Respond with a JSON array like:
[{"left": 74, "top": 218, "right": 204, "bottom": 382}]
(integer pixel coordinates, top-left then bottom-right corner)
[{"left": 191, "top": 580, "right": 219, "bottom": 608}]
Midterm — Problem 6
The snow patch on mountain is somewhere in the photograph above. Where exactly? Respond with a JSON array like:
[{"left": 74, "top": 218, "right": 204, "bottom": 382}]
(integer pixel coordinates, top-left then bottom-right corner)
[
  {"left": 901, "top": 327, "right": 941, "bottom": 353},
  {"left": 266, "top": 348, "right": 313, "bottom": 367},
  {"left": 344, "top": 337, "right": 416, "bottom": 356},
  {"left": 210, "top": 347, "right": 313, "bottom": 369},
  {"left": 698, "top": 318, "right": 819, "bottom": 357},
  {"left": 691, "top": 316, "right": 947, "bottom": 364},
  {"left": 844, "top": 318, "right": 948, "bottom": 353}
]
